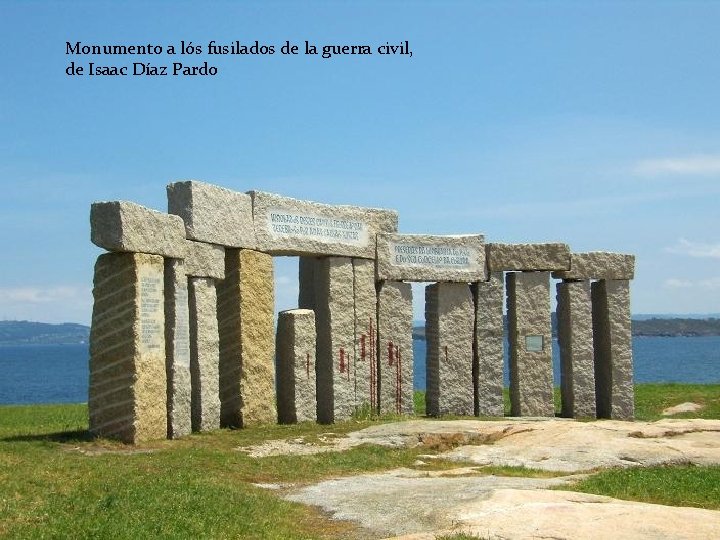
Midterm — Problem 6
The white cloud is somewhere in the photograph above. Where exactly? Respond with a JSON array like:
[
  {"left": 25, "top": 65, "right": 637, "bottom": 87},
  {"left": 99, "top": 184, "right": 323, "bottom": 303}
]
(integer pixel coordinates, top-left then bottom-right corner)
[
  {"left": 0, "top": 285, "right": 92, "bottom": 324},
  {"left": 666, "top": 238, "right": 720, "bottom": 259},
  {"left": 699, "top": 277, "right": 720, "bottom": 290},
  {"left": 663, "top": 278, "right": 693, "bottom": 289},
  {"left": 662, "top": 277, "right": 720, "bottom": 290},
  {"left": 0, "top": 286, "right": 89, "bottom": 304},
  {"left": 634, "top": 155, "right": 720, "bottom": 176}
]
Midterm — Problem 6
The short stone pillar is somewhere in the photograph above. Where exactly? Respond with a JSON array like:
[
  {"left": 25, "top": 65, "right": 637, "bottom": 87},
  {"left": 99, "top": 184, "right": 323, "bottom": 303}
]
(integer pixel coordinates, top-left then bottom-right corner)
[
  {"left": 471, "top": 272, "right": 505, "bottom": 417},
  {"left": 592, "top": 279, "right": 634, "bottom": 419},
  {"left": 218, "top": 249, "right": 276, "bottom": 428},
  {"left": 165, "top": 259, "right": 192, "bottom": 438},
  {"left": 425, "top": 283, "right": 474, "bottom": 416},
  {"left": 353, "top": 258, "right": 378, "bottom": 412},
  {"left": 89, "top": 252, "right": 167, "bottom": 443},
  {"left": 377, "top": 281, "right": 413, "bottom": 415},
  {"left": 276, "top": 309, "right": 317, "bottom": 423},
  {"left": 314, "top": 257, "right": 356, "bottom": 423},
  {"left": 556, "top": 280, "right": 596, "bottom": 418},
  {"left": 506, "top": 272, "right": 554, "bottom": 417}
]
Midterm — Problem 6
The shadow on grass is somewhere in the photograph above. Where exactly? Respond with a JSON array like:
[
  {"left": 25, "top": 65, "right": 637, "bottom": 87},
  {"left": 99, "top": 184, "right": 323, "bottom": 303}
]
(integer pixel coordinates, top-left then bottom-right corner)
[{"left": 2, "top": 429, "right": 94, "bottom": 443}]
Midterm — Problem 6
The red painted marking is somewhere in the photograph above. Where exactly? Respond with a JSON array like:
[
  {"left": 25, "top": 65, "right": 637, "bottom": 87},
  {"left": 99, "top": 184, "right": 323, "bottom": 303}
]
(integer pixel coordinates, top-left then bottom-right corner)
[
  {"left": 306, "top": 352, "right": 310, "bottom": 379},
  {"left": 369, "top": 318, "right": 376, "bottom": 411},
  {"left": 360, "top": 334, "right": 366, "bottom": 360},
  {"left": 339, "top": 348, "right": 345, "bottom": 374},
  {"left": 387, "top": 341, "right": 394, "bottom": 366},
  {"left": 397, "top": 346, "right": 402, "bottom": 414}
]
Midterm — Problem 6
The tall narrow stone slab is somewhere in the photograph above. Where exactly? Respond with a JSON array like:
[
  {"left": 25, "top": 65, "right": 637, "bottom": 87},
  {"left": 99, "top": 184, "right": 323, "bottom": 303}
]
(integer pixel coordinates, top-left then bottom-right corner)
[
  {"left": 471, "top": 272, "right": 505, "bottom": 417},
  {"left": 376, "top": 233, "right": 486, "bottom": 282},
  {"left": 276, "top": 309, "right": 317, "bottom": 423},
  {"left": 167, "top": 180, "right": 257, "bottom": 248},
  {"left": 298, "top": 256, "right": 319, "bottom": 310},
  {"left": 314, "top": 257, "right": 355, "bottom": 423},
  {"left": 89, "top": 252, "right": 167, "bottom": 443},
  {"left": 556, "top": 280, "right": 596, "bottom": 419},
  {"left": 217, "top": 249, "right": 276, "bottom": 427},
  {"left": 425, "top": 283, "right": 474, "bottom": 417},
  {"left": 506, "top": 272, "right": 554, "bottom": 417},
  {"left": 165, "top": 259, "right": 192, "bottom": 438},
  {"left": 353, "top": 258, "right": 378, "bottom": 412},
  {"left": 377, "top": 281, "right": 413, "bottom": 415},
  {"left": 249, "top": 190, "right": 398, "bottom": 258},
  {"left": 90, "top": 201, "right": 186, "bottom": 258},
  {"left": 487, "top": 243, "right": 570, "bottom": 272},
  {"left": 189, "top": 277, "right": 221, "bottom": 432},
  {"left": 592, "top": 279, "right": 634, "bottom": 419}
]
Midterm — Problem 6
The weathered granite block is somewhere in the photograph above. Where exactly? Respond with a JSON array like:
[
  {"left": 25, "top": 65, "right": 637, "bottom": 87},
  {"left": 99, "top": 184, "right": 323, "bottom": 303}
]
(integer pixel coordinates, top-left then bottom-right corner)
[
  {"left": 378, "top": 281, "right": 413, "bottom": 415},
  {"left": 249, "top": 190, "right": 398, "bottom": 258},
  {"left": 557, "top": 280, "right": 596, "bottom": 419},
  {"left": 89, "top": 252, "right": 167, "bottom": 443},
  {"left": 167, "top": 180, "right": 256, "bottom": 248},
  {"left": 471, "top": 272, "right": 504, "bottom": 417},
  {"left": 425, "top": 283, "right": 474, "bottom": 416},
  {"left": 506, "top": 272, "right": 554, "bottom": 417},
  {"left": 298, "top": 256, "right": 318, "bottom": 310},
  {"left": 91, "top": 201, "right": 187, "bottom": 258},
  {"left": 217, "top": 249, "right": 276, "bottom": 427},
  {"left": 276, "top": 309, "right": 317, "bottom": 423},
  {"left": 592, "top": 279, "right": 634, "bottom": 420},
  {"left": 314, "top": 257, "right": 356, "bottom": 423},
  {"left": 184, "top": 240, "right": 225, "bottom": 279},
  {"left": 165, "top": 259, "right": 192, "bottom": 439},
  {"left": 487, "top": 243, "right": 570, "bottom": 272},
  {"left": 353, "top": 258, "right": 378, "bottom": 412},
  {"left": 189, "top": 277, "right": 221, "bottom": 432},
  {"left": 376, "top": 233, "right": 487, "bottom": 282},
  {"left": 552, "top": 252, "right": 635, "bottom": 280}
]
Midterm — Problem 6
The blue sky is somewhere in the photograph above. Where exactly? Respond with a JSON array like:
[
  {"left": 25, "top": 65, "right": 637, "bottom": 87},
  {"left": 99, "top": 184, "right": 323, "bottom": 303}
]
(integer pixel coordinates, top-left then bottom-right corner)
[{"left": 1, "top": 1, "right": 719, "bottom": 323}]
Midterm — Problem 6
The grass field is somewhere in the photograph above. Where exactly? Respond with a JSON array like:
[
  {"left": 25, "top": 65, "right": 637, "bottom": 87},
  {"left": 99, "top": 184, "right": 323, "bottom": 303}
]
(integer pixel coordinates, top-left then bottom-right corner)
[{"left": 1, "top": 383, "right": 719, "bottom": 538}]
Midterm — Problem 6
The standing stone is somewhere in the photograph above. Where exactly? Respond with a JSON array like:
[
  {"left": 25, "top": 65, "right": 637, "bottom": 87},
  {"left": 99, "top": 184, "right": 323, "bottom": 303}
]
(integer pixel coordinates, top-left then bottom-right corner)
[
  {"left": 471, "top": 272, "right": 505, "bottom": 417},
  {"left": 165, "top": 259, "right": 192, "bottom": 438},
  {"left": 189, "top": 277, "right": 221, "bottom": 432},
  {"left": 89, "top": 252, "right": 167, "bottom": 443},
  {"left": 298, "top": 256, "right": 319, "bottom": 310},
  {"left": 556, "top": 280, "right": 596, "bottom": 419},
  {"left": 506, "top": 272, "right": 554, "bottom": 417},
  {"left": 276, "top": 309, "right": 317, "bottom": 423},
  {"left": 425, "top": 283, "right": 474, "bottom": 417},
  {"left": 592, "top": 279, "right": 634, "bottom": 419},
  {"left": 314, "top": 257, "right": 355, "bottom": 423},
  {"left": 353, "top": 258, "right": 378, "bottom": 412},
  {"left": 217, "top": 249, "right": 276, "bottom": 427},
  {"left": 377, "top": 281, "right": 413, "bottom": 415}
]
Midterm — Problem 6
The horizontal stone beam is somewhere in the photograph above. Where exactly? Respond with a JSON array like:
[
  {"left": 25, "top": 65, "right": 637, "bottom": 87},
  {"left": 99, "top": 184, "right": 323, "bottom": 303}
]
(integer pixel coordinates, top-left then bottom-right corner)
[
  {"left": 167, "top": 180, "right": 256, "bottom": 249},
  {"left": 90, "top": 201, "right": 186, "bottom": 258},
  {"left": 552, "top": 252, "right": 635, "bottom": 280},
  {"left": 486, "top": 243, "right": 570, "bottom": 272},
  {"left": 376, "top": 233, "right": 486, "bottom": 282},
  {"left": 249, "top": 190, "right": 398, "bottom": 258},
  {"left": 184, "top": 240, "right": 225, "bottom": 279}
]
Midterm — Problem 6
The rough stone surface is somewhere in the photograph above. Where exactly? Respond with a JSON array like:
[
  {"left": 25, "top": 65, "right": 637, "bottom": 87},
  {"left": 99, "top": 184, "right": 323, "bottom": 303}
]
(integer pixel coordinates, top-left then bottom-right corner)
[
  {"left": 314, "top": 257, "right": 356, "bottom": 423},
  {"left": 249, "top": 190, "right": 398, "bottom": 258},
  {"left": 556, "top": 280, "right": 596, "bottom": 418},
  {"left": 90, "top": 201, "right": 186, "bottom": 258},
  {"left": 506, "top": 272, "right": 554, "bottom": 417},
  {"left": 188, "top": 277, "right": 221, "bottom": 432},
  {"left": 217, "top": 249, "right": 277, "bottom": 427},
  {"left": 183, "top": 240, "right": 225, "bottom": 279},
  {"left": 89, "top": 252, "right": 167, "bottom": 443},
  {"left": 425, "top": 283, "right": 474, "bottom": 416},
  {"left": 276, "top": 309, "right": 317, "bottom": 423},
  {"left": 352, "top": 258, "right": 378, "bottom": 412},
  {"left": 486, "top": 242, "right": 570, "bottom": 271},
  {"left": 592, "top": 279, "right": 634, "bottom": 420},
  {"left": 378, "top": 281, "right": 413, "bottom": 415},
  {"left": 164, "top": 259, "right": 192, "bottom": 439},
  {"left": 471, "top": 272, "right": 504, "bottom": 417},
  {"left": 552, "top": 251, "right": 635, "bottom": 280},
  {"left": 167, "top": 180, "right": 256, "bottom": 248},
  {"left": 376, "top": 233, "right": 486, "bottom": 282}
]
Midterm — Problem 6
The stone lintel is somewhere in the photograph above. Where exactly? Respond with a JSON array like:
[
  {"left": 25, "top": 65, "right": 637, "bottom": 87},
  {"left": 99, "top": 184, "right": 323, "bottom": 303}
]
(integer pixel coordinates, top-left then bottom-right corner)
[
  {"left": 552, "top": 252, "right": 635, "bottom": 280},
  {"left": 376, "top": 233, "right": 487, "bottom": 282},
  {"left": 90, "top": 201, "right": 186, "bottom": 258},
  {"left": 167, "top": 180, "right": 257, "bottom": 248},
  {"left": 487, "top": 243, "right": 570, "bottom": 272},
  {"left": 249, "top": 190, "right": 398, "bottom": 258}
]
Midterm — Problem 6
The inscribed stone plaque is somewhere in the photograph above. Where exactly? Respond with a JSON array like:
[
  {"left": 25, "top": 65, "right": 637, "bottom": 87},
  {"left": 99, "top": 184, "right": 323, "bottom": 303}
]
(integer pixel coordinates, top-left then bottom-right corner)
[
  {"left": 525, "top": 335, "right": 544, "bottom": 353},
  {"left": 138, "top": 267, "right": 164, "bottom": 354},
  {"left": 268, "top": 209, "right": 369, "bottom": 246}
]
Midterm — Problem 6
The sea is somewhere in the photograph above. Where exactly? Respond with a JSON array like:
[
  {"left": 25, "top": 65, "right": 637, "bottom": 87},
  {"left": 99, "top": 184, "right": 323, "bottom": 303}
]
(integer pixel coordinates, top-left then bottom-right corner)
[{"left": 0, "top": 337, "right": 719, "bottom": 405}]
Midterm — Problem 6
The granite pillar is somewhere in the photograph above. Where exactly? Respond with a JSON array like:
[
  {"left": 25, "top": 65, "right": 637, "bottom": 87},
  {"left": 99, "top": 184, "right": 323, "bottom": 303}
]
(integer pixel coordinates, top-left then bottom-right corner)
[{"left": 276, "top": 309, "right": 317, "bottom": 423}]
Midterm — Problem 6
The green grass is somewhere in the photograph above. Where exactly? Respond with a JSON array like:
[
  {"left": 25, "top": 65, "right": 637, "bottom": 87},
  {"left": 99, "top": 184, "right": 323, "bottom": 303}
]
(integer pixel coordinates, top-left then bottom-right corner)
[{"left": 2, "top": 384, "right": 719, "bottom": 538}]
